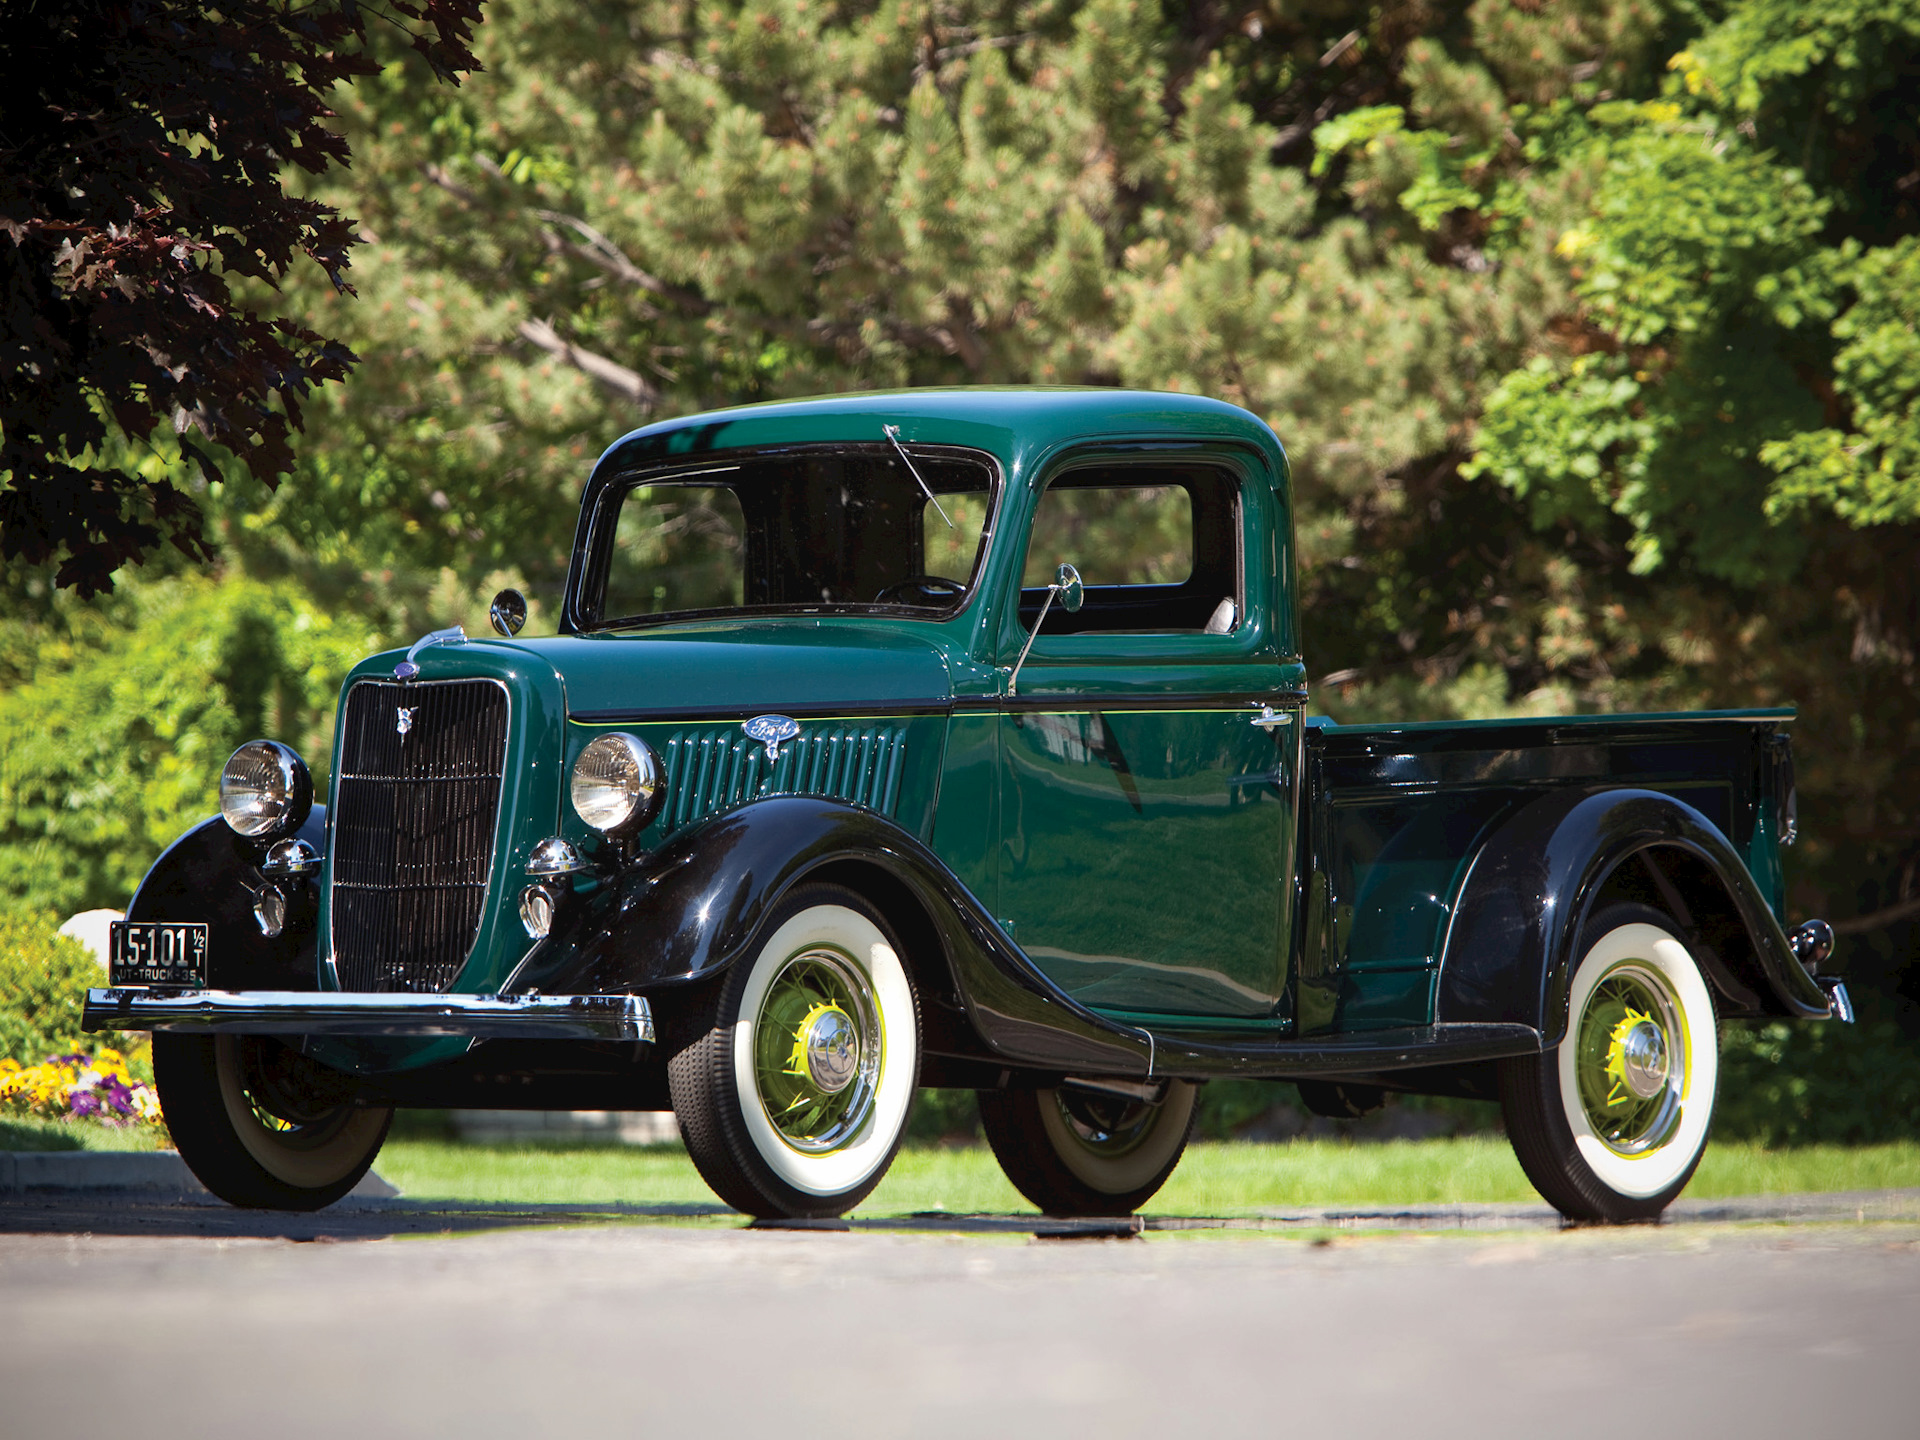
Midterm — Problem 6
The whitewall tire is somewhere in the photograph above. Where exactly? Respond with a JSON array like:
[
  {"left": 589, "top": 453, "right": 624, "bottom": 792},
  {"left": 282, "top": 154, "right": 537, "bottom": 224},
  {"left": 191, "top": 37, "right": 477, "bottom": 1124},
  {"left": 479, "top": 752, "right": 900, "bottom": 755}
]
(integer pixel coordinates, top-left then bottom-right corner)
[
  {"left": 668, "top": 883, "right": 920, "bottom": 1218},
  {"left": 1501, "top": 902, "right": 1719, "bottom": 1222}
]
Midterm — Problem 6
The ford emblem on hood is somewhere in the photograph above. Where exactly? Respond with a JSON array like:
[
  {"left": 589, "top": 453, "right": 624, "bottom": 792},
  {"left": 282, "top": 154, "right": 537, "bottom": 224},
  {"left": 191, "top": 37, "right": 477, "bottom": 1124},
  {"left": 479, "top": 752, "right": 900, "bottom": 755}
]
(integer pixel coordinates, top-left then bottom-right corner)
[{"left": 743, "top": 714, "right": 801, "bottom": 762}]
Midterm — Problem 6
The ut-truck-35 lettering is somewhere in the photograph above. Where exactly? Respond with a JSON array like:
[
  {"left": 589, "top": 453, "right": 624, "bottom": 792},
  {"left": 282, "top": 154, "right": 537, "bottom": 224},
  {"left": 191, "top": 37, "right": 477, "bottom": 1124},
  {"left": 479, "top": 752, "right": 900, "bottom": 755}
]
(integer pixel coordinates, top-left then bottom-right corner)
[{"left": 87, "top": 390, "right": 1848, "bottom": 1221}]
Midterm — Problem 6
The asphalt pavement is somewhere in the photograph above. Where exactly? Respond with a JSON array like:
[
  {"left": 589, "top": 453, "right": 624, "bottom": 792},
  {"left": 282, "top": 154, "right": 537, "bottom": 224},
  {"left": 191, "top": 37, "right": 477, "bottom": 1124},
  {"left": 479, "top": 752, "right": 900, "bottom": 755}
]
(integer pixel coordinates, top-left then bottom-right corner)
[{"left": 3, "top": 1191, "right": 1917, "bottom": 1438}]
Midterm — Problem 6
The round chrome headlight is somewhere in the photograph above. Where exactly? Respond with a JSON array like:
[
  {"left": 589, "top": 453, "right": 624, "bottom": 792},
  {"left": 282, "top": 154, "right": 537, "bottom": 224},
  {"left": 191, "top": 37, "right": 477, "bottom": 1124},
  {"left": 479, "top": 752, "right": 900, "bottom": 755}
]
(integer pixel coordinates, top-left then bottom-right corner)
[
  {"left": 570, "top": 733, "right": 663, "bottom": 836},
  {"left": 220, "top": 740, "right": 313, "bottom": 841}
]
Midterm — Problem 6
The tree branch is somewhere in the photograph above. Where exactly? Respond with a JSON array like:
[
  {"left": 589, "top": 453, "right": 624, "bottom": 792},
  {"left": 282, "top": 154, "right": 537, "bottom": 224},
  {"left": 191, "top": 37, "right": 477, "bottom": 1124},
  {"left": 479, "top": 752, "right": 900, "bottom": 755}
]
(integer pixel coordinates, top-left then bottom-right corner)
[
  {"left": 934, "top": 33, "right": 1033, "bottom": 63},
  {"left": 1319, "top": 30, "right": 1361, "bottom": 67},
  {"left": 533, "top": 209, "right": 712, "bottom": 313},
  {"left": 420, "top": 160, "right": 481, "bottom": 205},
  {"left": 1832, "top": 894, "right": 1920, "bottom": 935},
  {"left": 516, "top": 317, "right": 659, "bottom": 409}
]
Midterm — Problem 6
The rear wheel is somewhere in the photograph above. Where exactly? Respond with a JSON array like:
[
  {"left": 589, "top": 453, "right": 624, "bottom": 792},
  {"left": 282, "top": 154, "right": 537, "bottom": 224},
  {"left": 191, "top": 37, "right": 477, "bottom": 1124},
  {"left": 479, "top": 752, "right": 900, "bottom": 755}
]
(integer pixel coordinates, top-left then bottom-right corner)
[
  {"left": 1500, "top": 902, "right": 1719, "bottom": 1222},
  {"left": 978, "top": 1080, "right": 1198, "bottom": 1217},
  {"left": 153, "top": 1033, "right": 391, "bottom": 1211},
  {"left": 666, "top": 884, "right": 920, "bottom": 1218}
]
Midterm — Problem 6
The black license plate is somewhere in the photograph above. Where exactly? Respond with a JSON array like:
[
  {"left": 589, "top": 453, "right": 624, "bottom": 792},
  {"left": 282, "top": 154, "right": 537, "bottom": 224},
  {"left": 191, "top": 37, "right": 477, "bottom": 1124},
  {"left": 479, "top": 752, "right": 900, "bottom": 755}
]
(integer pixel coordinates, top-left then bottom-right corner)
[{"left": 109, "top": 921, "right": 209, "bottom": 988}]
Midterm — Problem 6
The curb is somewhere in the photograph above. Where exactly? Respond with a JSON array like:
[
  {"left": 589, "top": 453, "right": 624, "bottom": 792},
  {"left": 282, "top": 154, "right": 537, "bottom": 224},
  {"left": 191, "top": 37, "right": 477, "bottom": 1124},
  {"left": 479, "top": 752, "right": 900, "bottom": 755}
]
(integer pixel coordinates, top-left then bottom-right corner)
[{"left": 0, "top": 1150, "right": 397, "bottom": 1200}]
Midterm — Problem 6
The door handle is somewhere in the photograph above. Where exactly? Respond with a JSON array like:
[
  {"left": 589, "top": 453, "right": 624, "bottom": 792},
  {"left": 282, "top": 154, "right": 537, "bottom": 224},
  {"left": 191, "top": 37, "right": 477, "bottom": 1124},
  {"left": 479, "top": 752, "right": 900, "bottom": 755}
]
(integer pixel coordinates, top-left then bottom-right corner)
[{"left": 1249, "top": 704, "right": 1293, "bottom": 732}]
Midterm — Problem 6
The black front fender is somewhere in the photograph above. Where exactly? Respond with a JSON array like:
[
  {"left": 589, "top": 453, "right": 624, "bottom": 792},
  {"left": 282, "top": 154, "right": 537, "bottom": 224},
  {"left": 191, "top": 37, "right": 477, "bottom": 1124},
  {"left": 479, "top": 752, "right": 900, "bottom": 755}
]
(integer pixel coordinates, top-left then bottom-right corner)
[
  {"left": 1437, "top": 787, "right": 1828, "bottom": 1044},
  {"left": 125, "top": 809, "right": 328, "bottom": 991},
  {"left": 520, "top": 796, "right": 1152, "bottom": 1076}
]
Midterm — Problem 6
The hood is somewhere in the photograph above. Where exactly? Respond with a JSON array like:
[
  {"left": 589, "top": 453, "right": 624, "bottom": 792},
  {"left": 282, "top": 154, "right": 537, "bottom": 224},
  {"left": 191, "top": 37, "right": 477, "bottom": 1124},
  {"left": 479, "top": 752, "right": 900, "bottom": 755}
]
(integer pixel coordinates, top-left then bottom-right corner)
[{"left": 500, "top": 621, "right": 956, "bottom": 717}]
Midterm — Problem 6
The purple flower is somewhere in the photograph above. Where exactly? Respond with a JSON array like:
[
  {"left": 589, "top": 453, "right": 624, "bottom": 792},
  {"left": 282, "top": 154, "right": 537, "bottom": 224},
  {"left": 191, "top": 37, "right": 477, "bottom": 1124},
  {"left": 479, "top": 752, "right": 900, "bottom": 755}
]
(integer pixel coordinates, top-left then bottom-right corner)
[{"left": 68, "top": 1091, "right": 101, "bottom": 1118}]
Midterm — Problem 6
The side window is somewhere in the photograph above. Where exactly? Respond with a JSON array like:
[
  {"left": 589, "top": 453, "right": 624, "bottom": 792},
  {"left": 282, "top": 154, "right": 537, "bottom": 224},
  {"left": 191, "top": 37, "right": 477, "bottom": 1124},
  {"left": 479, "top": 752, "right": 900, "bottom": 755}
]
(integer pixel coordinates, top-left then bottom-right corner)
[
  {"left": 1020, "top": 466, "right": 1242, "bottom": 636},
  {"left": 1023, "top": 486, "right": 1192, "bottom": 588}
]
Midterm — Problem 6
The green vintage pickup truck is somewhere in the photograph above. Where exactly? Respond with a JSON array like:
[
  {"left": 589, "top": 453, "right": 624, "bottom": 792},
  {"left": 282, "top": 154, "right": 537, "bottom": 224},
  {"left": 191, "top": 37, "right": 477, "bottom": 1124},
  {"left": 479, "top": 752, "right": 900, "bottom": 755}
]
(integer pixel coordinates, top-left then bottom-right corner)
[{"left": 87, "top": 389, "right": 1846, "bottom": 1222}]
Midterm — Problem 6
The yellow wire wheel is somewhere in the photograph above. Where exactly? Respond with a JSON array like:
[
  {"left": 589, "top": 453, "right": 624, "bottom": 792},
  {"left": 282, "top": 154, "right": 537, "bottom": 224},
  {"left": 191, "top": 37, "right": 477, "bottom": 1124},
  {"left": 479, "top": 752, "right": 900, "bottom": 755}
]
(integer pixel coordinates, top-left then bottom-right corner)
[
  {"left": 979, "top": 1080, "right": 1199, "bottom": 1217},
  {"left": 1571, "top": 963, "right": 1687, "bottom": 1156},
  {"left": 1038, "top": 1082, "right": 1199, "bottom": 1195},
  {"left": 1555, "top": 916, "right": 1717, "bottom": 1200},
  {"left": 749, "top": 948, "right": 881, "bottom": 1154}
]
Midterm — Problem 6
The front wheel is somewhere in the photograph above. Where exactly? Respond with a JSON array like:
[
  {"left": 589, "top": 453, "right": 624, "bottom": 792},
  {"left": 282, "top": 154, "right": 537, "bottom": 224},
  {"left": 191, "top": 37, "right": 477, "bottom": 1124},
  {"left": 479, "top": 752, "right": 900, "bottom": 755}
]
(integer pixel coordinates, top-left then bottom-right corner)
[
  {"left": 1500, "top": 902, "right": 1719, "bottom": 1223},
  {"left": 978, "top": 1080, "right": 1198, "bottom": 1217},
  {"left": 153, "top": 1033, "right": 392, "bottom": 1211},
  {"left": 666, "top": 884, "right": 920, "bottom": 1218}
]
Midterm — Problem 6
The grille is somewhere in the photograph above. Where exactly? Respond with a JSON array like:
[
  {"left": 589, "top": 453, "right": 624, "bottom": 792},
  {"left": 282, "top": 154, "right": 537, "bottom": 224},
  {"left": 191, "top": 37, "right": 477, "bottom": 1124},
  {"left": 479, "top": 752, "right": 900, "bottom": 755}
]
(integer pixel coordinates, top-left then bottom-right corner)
[
  {"left": 659, "top": 724, "right": 905, "bottom": 834},
  {"left": 330, "top": 679, "right": 509, "bottom": 992}
]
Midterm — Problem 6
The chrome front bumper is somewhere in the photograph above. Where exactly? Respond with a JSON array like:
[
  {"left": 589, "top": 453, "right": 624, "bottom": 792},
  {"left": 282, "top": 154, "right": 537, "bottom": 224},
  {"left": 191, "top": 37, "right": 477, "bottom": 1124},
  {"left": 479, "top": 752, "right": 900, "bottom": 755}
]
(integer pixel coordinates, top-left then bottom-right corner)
[{"left": 83, "top": 988, "right": 653, "bottom": 1042}]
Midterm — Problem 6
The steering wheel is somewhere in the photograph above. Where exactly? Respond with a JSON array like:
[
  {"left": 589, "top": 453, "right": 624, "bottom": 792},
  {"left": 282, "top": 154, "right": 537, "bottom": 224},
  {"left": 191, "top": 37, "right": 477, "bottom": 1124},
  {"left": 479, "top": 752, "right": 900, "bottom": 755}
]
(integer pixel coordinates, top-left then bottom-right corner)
[{"left": 875, "top": 575, "right": 967, "bottom": 607}]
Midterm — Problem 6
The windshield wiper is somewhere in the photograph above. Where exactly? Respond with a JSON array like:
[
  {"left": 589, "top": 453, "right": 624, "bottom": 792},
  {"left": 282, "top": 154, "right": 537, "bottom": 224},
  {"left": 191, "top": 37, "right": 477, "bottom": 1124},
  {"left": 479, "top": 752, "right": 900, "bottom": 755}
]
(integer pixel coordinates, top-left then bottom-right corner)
[{"left": 883, "top": 424, "right": 954, "bottom": 528}]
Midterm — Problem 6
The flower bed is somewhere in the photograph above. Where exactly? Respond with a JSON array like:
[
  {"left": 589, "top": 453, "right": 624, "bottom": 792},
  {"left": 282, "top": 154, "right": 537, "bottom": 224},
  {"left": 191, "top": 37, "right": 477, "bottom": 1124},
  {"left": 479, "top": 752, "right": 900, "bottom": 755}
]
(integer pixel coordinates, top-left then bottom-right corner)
[{"left": 0, "top": 1049, "right": 163, "bottom": 1130}]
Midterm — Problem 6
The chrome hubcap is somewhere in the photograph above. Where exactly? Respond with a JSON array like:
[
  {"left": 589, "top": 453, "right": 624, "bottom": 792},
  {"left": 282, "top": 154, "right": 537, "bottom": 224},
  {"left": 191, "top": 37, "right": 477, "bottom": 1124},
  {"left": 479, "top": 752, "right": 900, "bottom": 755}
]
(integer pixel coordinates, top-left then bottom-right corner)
[
  {"left": 1055, "top": 1090, "right": 1162, "bottom": 1158},
  {"left": 1618, "top": 1019, "right": 1669, "bottom": 1099},
  {"left": 802, "top": 1006, "right": 860, "bottom": 1094}
]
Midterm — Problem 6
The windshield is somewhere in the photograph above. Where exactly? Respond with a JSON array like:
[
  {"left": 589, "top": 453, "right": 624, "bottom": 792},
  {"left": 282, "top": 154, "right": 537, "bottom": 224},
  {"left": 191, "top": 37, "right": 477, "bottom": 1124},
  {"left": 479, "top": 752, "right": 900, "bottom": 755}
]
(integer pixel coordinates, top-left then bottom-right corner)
[{"left": 584, "top": 445, "right": 997, "bottom": 628}]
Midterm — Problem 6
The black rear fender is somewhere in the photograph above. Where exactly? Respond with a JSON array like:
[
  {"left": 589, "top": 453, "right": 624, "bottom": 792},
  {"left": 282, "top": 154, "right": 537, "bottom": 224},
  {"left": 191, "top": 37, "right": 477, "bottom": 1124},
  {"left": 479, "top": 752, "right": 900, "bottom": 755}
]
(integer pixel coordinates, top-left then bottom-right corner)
[{"left": 1437, "top": 787, "right": 1828, "bottom": 1045}]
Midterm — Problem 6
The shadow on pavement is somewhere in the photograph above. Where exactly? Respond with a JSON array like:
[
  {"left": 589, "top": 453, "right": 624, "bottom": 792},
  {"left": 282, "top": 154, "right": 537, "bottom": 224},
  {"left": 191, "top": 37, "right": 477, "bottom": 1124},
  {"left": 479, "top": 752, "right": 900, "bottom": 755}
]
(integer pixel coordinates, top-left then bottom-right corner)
[
  {"left": 4, "top": 1187, "right": 1917, "bottom": 1242},
  {"left": 0, "top": 1195, "right": 732, "bottom": 1241}
]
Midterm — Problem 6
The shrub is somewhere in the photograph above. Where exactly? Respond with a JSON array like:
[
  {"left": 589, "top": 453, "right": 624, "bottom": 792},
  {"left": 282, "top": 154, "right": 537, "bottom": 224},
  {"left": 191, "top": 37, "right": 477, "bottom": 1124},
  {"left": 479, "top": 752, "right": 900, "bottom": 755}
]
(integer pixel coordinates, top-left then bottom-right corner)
[
  {"left": 0, "top": 909, "right": 99, "bottom": 1064},
  {"left": 1715, "top": 993, "right": 1920, "bottom": 1146}
]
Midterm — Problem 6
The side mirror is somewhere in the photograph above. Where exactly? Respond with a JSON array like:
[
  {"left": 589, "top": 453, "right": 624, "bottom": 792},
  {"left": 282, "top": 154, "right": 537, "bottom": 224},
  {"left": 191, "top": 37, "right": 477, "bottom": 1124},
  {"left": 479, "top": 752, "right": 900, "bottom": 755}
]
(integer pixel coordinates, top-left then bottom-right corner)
[
  {"left": 1054, "top": 562, "right": 1083, "bottom": 614},
  {"left": 489, "top": 588, "right": 528, "bottom": 638},
  {"left": 1009, "top": 561, "right": 1085, "bottom": 697}
]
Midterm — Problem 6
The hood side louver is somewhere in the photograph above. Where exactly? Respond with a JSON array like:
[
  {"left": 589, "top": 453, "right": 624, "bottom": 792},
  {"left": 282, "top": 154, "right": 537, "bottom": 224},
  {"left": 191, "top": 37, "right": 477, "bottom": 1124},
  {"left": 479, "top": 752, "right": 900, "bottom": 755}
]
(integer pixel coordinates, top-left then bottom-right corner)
[{"left": 659, "top": 724, "right": 905, "bottom": 834}]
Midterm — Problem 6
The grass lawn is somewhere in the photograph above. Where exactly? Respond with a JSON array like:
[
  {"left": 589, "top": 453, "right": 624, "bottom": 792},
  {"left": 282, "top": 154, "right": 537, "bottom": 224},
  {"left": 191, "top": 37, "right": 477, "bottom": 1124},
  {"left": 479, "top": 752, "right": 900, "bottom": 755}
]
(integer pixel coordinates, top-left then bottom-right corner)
[
  {"left": 0, "top": 1116, "right": 169, "bottom": 1152},
  {"left": 9, "top": 1118, "right": 1914, "bottom": 1214},
  {"left": 372, "top": 1137, "right": 1920, "bottom": 1216}
]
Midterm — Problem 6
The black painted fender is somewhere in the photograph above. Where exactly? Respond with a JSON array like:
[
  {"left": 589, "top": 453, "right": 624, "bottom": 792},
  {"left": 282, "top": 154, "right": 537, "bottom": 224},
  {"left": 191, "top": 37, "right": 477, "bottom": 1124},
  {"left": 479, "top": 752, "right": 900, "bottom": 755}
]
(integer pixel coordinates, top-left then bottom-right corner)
[
  {"left": 124, "top": 809, "right": 329, "bottom": 991},
  {"left": 1436, "top": 787, "right": 1829, "bottom": 1045},
  {"left": 520, "top": 795, "right": 1152, "bottom": 1076}
]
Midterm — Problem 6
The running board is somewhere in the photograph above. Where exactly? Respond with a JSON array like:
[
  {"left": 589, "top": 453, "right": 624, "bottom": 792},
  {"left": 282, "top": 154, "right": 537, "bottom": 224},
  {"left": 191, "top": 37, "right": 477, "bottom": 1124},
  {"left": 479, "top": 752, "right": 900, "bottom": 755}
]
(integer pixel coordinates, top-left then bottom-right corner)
[{"left": 1144, "top": 1022, "right": 1542, "bottom": 1080}]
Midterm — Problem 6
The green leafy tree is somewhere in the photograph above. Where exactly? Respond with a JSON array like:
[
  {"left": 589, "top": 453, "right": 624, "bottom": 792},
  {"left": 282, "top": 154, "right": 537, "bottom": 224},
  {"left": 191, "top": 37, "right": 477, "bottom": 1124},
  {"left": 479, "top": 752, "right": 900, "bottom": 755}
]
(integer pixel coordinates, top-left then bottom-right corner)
[
  {"left": 1440, "top": 0, "right": 1920, "bottom": 1086},
  {"left": 0, "top": 576, "right": 377, "bottom": 915},
  {"left": 272, "top": 0, "right": 1611, "bottom": 659}
]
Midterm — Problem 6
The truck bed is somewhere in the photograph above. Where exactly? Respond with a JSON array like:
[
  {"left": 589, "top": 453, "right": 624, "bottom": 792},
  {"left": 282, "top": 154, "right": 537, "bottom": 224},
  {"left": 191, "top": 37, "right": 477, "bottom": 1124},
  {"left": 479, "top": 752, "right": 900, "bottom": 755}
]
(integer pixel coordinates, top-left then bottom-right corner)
[{"left": 1296, "top": 708, "right": 1794, "bottom": 1035}]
